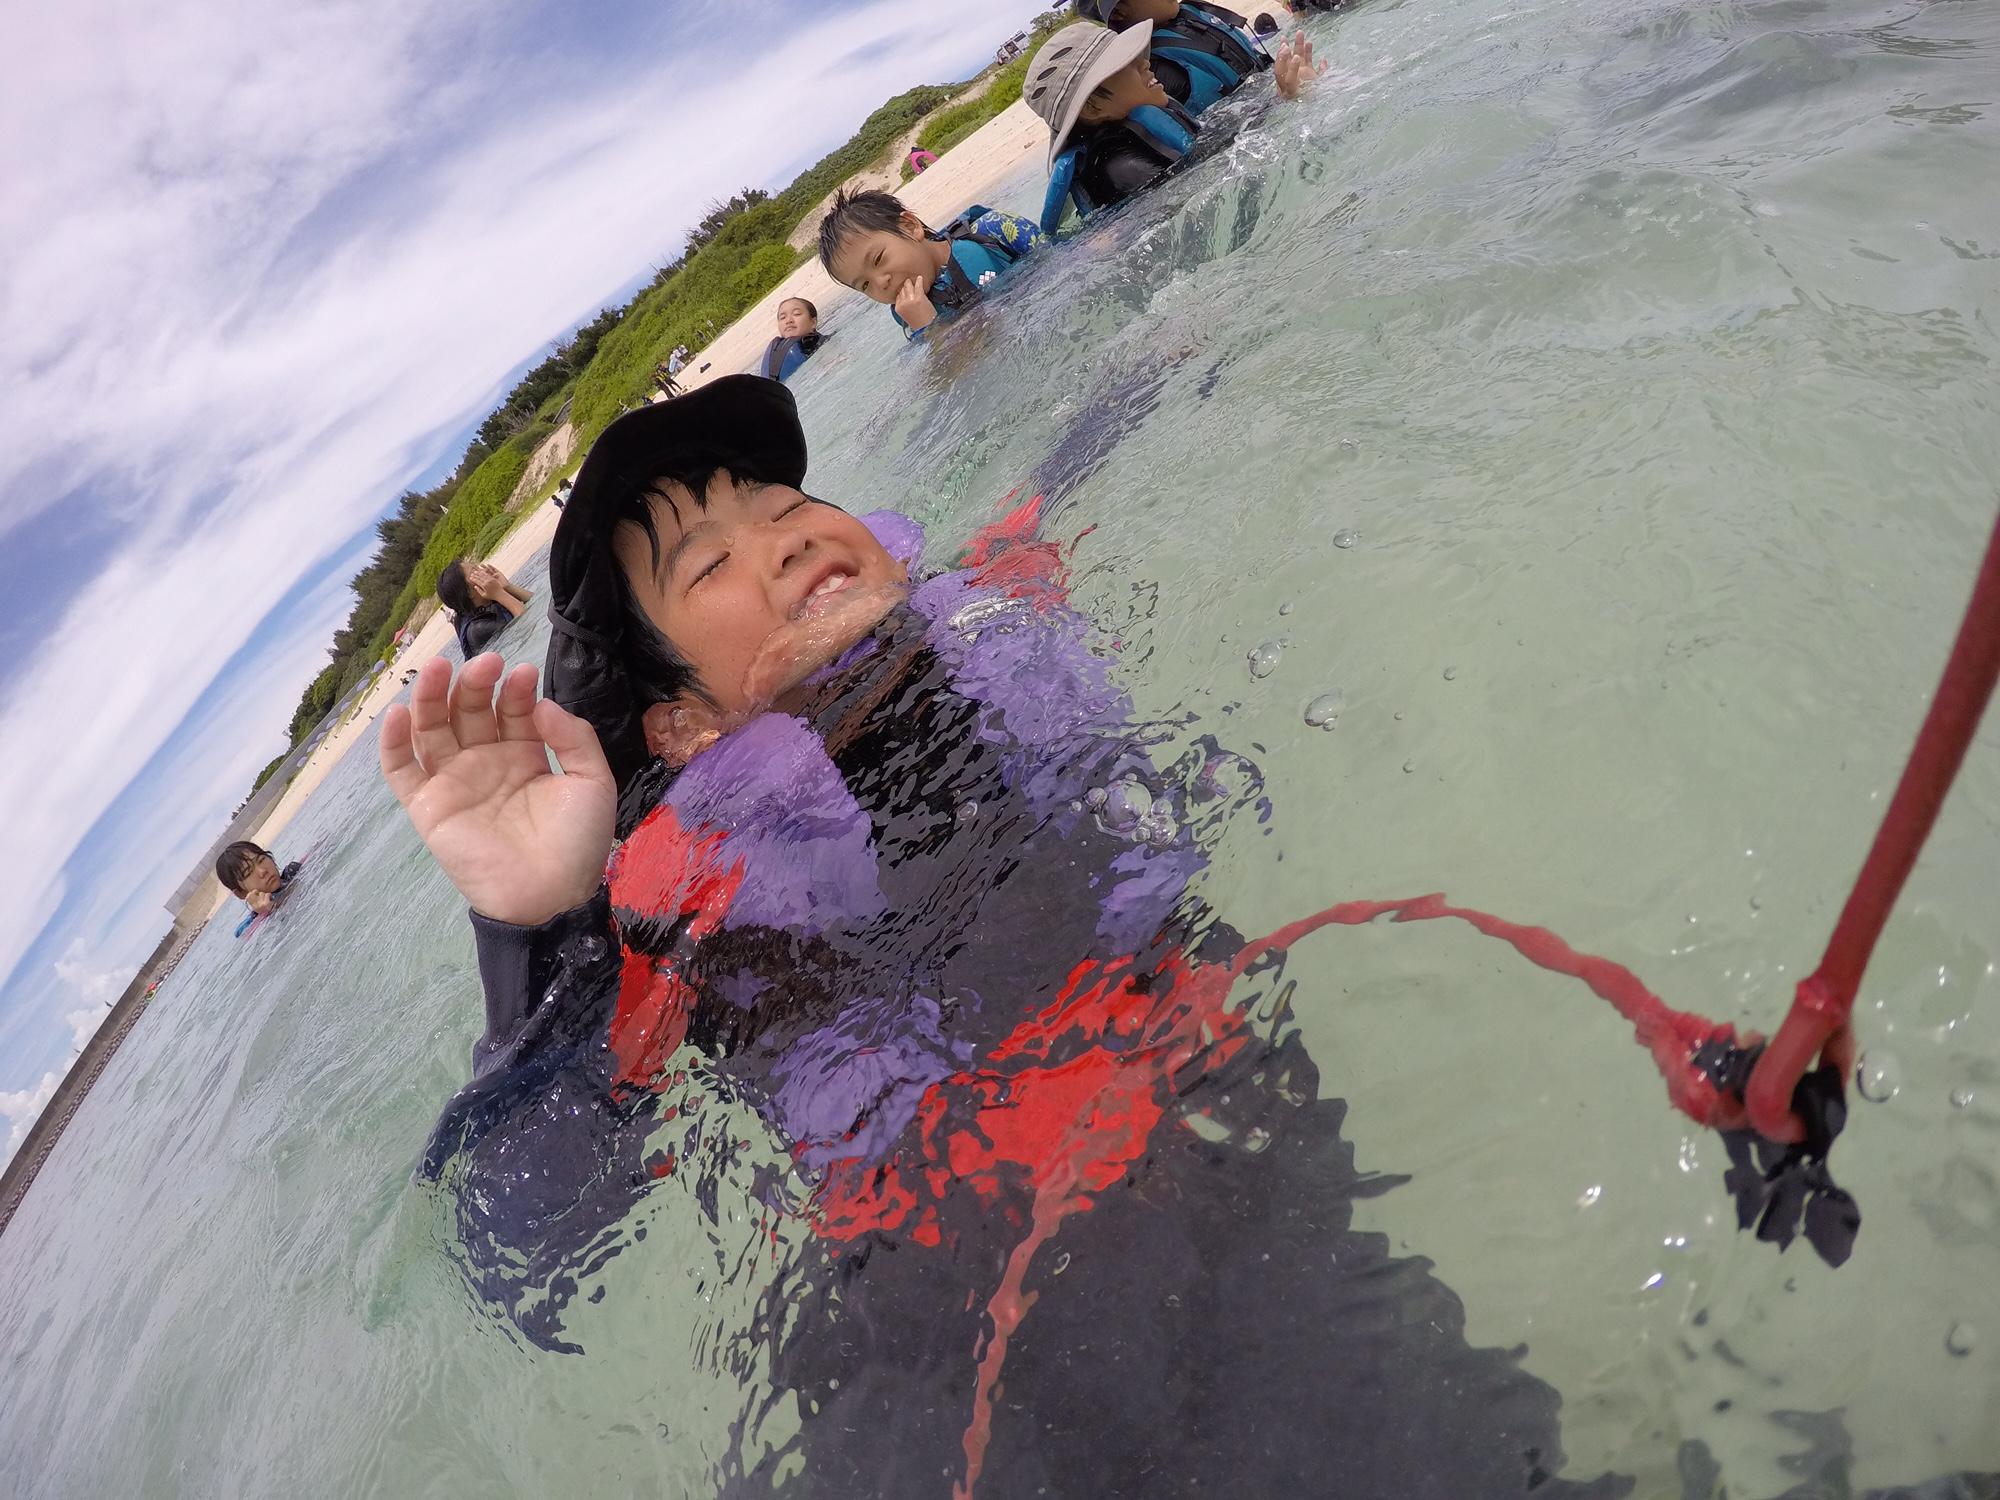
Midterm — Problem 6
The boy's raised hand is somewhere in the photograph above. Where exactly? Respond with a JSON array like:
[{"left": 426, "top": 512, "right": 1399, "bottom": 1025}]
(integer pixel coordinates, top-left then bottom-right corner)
[
  {"left": 894, "top": 275, "right": 937, "bottom": 331},
  {"left": 380, "top": 654, "right": 617, "bottom": 927},
  {"left": 1273, "top": 34, "right": 1328, "bottom": 98}
]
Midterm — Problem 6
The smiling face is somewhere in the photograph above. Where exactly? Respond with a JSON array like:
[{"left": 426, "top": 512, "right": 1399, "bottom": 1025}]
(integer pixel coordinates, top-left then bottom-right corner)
[
  {"left": 776, "top": 299, "right": 817, "bottom": 339},
  {"left": 1079, "top": 55, "right": 1170, "bottom": 124},
  {"left": 824, "top": 212, "right": 948, "bottom": 305},
  {"left": 612, "top": 472, "right": 908, "bottom": 736}
]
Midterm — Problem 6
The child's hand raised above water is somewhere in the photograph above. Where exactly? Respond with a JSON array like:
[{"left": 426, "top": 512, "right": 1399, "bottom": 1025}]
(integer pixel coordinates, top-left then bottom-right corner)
[
  {"left": 1273, "top": 34, "right": 1328, "bottom": 99},
  {"left": 380, "top": 653, "right": 616, "bottom": 927}
]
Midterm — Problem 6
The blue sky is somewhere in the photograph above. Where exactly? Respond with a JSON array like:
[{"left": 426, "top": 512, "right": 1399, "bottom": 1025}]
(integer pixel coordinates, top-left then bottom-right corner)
[{"left": 0, "top": 0, "right": 1055, "bottom": 1160}]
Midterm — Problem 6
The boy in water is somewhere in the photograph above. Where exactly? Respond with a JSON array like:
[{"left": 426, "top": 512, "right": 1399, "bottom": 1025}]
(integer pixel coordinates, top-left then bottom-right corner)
[
  {"left": 817, "top": 188, "right": 1044, "bottom": 341},
  {"left": 214, "top": 841, "right": 297, "bottom": 916},
  {"left": 382, "top": 377, "right": 1620, "bottom": 1497},
  {"left": 1072, "top": 0, "right": 1272, "bottom": 115},
  {"left": 1030, "top": 20, "right": 1321, "bottom": 232}
]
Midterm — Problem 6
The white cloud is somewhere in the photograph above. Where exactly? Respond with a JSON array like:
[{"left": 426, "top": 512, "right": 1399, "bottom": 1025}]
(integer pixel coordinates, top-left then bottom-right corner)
[
  {"left": 2, "top": 1070, "right": 65, "bottom": 1169},
  {"left": 0, "top": 0, "right": 1050, "bottom": 1098},
  {"left": 0, "top": 947, "right": 126, "bottom": 1167}
]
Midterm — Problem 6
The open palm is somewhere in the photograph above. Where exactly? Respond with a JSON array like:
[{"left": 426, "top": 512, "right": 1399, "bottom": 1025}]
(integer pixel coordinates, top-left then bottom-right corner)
[{"left": 380, "top": 654, "right": 617, "bottom": 927}]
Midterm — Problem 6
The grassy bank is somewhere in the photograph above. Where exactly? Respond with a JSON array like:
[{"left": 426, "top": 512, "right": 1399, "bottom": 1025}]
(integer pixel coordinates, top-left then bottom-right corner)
[{"left": 908, "top": 50, "right": 1034, "bottom": 172}]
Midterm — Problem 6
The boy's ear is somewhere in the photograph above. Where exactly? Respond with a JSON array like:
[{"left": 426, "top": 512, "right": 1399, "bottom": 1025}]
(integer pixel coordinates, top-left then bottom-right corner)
[
  {"left": 641, "top": 697, "right": 729, "bottom": 768},
  {"left": 899, "top": 209, "right": 928, "bottom": 240}
]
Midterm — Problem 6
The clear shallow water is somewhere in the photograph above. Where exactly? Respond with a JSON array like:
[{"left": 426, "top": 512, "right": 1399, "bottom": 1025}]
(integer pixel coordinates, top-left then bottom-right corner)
[{"left": 4, "top": 0, "right": 1999, "bottom": 1493}]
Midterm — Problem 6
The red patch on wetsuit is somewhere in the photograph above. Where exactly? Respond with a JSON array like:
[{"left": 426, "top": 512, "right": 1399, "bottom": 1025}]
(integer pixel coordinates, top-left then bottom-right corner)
[{"left": 604, "top": 804, "right": 745, "bottom": 1090}]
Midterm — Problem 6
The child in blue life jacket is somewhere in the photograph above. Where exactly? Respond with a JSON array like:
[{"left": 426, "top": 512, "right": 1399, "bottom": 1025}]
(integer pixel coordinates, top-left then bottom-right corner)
[
  {"left": 759, "top": 296, "right": 828, "bottom": 382},
  {"left": 378, "top": 375, "right": 1626, "bottom": 1499},
  {"left": 1073, "top": 0, "right": 1272, "bottom": 115},
  {"left": 1029, "top": 19, "right": 1323, "bottom": 233},
  {"left": 817, "top": 188, "right": 1043, "bottom": 341}
]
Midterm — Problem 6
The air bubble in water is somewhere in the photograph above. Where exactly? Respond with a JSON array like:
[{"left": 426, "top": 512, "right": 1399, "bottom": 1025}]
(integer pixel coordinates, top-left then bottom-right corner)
[
  {"left": 1085, "top": 786, "right": 1107, "bottom": 810},
  {"left": 1248, "top": 641, "right": 1282, "bottom": 680},
  {"left": 1950, "top": 1086, "right": 1975, "bottom": 1110},
  {"left": 1856, "top": 1051, "right": 1902, "bottom": 1104},
  {"left": 956, "top": 800, "right": 979, "bottom": 825},
  {"left": 1101, "top": 779, "right": 1152, "bottom": 832},
  {"left": 1442, "top": 666, "right": 1458, "bottom": 682},
  {"left": 1278, "top": 601, "right": 1294, "bottom": 617},
  {"left": 1304, "top": 692, "right": 1343, "bottom": 729},
  {"left": 1946, "top": 1321, "right": 1976, "bottom": 1358},
  {"left": 1332, "top": 529, "right": 1358, "bottom": 550},
  {"left": 1402, "top": 759, "right": 1416, "bottom": 774}
]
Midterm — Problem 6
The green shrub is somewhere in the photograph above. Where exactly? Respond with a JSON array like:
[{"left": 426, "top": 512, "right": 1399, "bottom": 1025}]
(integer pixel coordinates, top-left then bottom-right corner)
[
  {"left": 732, "top": 241, "right": 798, "bottom": 306},
  {"left": 916, "top": 54, "right": 1031, "bottom": 158},
  {"left": 470, "top": 508, "right": 516, "bottom": 557}
]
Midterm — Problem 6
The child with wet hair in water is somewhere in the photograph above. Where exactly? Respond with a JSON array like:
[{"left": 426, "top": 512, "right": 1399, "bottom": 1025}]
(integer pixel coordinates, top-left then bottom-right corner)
[
  {"left": 215, "top": 841, "right": 297, "bottom": 916},
  {"left": 817, "top": 188, "right": 1044, "bottom": 341},
  {"left": 380, "top": 375, "right": 1622, "bottom": 1497}
]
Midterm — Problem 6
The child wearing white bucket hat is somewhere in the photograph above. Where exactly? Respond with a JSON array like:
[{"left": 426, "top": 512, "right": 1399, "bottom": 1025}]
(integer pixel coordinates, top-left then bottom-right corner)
[{"left": 1026, "top": 18, "right": 1322, "bottom": 233}]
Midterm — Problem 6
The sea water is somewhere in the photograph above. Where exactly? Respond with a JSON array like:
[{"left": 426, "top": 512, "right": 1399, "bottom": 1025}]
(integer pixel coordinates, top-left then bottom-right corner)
[{"left": 3, "top": 0, "right": 1997, "bottom": 1492}]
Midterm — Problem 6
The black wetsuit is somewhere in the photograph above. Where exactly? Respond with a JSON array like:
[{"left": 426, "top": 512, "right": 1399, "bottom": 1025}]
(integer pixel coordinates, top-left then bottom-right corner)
[
  {"left": 452, "top": 601, "right": 516, "bottom": 658},
  {"left": 424, "top": 589, "right": 1631, "bottom": 1498},
  {"left": 1069, "top": 100, "right": 1205, "bottom": 219}
]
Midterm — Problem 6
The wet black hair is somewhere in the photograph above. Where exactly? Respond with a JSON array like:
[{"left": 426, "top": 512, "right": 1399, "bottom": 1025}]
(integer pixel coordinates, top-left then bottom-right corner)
[
  {"left": 780, "top": 295, "right": 819, "bottom": 322},
  {"left": 215, "top": 840, "right": 270, "bottom": 896},
  {"left": 436, "top": 557, "right": 476, "bottom": 616},
  {"left": 817, "top": 188, "right": 920, "bottom": 273}
]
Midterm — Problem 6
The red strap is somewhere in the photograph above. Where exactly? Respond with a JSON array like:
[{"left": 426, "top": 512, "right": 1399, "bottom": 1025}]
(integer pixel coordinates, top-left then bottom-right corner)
[
  {"left": 1746, "top": 508, "right": 2000, "bottom": 1139},
  {"left": 1232, "top": 894, "right": 1749, "bottom": 1127}
]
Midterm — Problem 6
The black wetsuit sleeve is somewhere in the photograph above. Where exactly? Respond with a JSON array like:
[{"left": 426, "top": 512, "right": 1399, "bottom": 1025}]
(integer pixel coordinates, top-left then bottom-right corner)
[{"left": 466, "top": 887, "right": 618, "bottom": 1079}]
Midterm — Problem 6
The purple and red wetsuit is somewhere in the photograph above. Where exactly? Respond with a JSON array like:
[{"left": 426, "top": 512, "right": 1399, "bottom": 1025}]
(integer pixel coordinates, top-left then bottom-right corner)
[{"left": 422, "top": 510, "right": 1626, "bottom": 1498}]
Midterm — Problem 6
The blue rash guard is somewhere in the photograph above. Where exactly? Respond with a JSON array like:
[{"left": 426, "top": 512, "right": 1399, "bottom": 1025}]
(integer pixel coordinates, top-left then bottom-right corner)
[{"left": 891, "top": 207, "right": 1045, "bottom": 341}]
